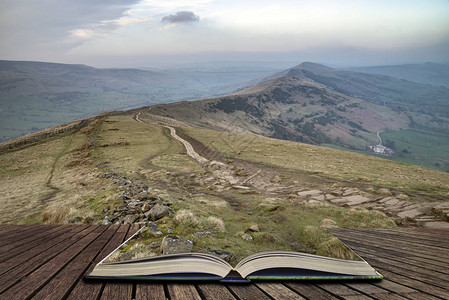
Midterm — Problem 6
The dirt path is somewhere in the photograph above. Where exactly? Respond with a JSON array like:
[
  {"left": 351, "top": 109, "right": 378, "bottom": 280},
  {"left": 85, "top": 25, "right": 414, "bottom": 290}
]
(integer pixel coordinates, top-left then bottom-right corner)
[
  {"left": 136, "top": 112, "right": 208, "bottom": 164},
  {"left": 377, "top": 130, "right": 383, "bottom": 146}
]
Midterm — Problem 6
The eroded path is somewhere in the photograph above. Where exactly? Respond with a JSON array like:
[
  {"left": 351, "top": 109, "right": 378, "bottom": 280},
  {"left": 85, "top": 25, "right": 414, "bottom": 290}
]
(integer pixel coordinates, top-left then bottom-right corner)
[{"left": 134, "top": 109, "right": 449, "bottom": 227}]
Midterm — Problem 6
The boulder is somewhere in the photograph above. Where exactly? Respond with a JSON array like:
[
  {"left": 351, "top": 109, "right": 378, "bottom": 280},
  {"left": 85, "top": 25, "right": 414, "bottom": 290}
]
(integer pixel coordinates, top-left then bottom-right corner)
[
  {"left": 122, "top": 214, "right": 137, "bottom": 224},
  {"left": 141, "top": 202, "right": 152, "bottom": 213},
  {"left": 147, "top": 221, "right": 163, "bottom": 237},
  {"left": 161, "top": 235, "right": 194, "bottom": 254},
  {"left": 241, "top": 233, "right": 253, "bottom": 241},
  {"left": 145, "top": 204, "right": 170, "bottom": 221},
  {"left": 248, "top": 224, "right": 259, "bottom": 232}
]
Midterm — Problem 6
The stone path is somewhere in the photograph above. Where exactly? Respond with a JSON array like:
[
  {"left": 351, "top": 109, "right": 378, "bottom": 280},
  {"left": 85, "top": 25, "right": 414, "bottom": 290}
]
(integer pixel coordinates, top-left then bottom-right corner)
[{"left": 297, "top": 186, "right": 449, "bottom": 228}]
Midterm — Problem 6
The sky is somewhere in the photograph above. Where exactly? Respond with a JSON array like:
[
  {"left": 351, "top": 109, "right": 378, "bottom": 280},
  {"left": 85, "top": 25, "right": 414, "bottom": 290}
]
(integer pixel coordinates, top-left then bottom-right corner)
[{"left": 1, "top": 0, "right": 449, "bottom": 68}]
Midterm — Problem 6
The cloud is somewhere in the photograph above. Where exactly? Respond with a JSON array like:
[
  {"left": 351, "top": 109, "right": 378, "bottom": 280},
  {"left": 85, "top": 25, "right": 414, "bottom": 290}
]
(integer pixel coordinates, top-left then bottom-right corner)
[{"left": 161, "top": 11, "right": 200, "bottom": 23}]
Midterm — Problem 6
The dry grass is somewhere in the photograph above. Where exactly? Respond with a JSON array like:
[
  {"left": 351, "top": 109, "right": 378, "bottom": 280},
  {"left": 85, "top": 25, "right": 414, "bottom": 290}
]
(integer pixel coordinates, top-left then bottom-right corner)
[
  {"left": 184, "top": 127, "right": 449, "bottom": 196},
  {"left": 205, "top": 216, "right": 225, "bottom": 232},
  {"left": 41, "top": 208, "right": 68, "bottom": 224},
  {"left": 173, "top": 209, "right": 199, "bottom": 227}
]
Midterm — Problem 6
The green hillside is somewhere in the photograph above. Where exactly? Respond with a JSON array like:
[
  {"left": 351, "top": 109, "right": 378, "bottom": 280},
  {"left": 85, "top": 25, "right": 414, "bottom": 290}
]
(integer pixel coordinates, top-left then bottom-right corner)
[{"left": 1, "top": 110, "right": 448, "bottom": 261}]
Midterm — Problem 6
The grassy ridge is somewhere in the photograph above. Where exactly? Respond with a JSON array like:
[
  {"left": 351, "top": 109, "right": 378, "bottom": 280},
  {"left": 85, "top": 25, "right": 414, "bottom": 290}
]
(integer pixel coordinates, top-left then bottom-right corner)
[{"left": 3, "top": 111, "right": 449, "bottom": 261}]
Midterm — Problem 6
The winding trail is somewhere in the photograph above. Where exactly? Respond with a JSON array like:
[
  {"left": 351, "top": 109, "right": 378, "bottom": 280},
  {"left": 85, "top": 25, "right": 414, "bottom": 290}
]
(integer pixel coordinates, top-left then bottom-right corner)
[
  {"left": 376, "top": 130, "right": 383, "bottom": 146},
  {"left": 136, "top": 111, "right": 208, "bottom": 164}
]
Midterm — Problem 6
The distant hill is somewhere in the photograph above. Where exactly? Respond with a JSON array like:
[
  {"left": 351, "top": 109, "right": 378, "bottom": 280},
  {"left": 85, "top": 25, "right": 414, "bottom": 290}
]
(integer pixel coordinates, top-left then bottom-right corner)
[
  {"left": 149, "top": 62, "right": 449, "bottom": 171},
  {"left": 150, "top": 75, "right": 410, "bottom": 150},
  {"left": 351, "top": 62, "right": 449, "bottom": 88},
  {"left": 0, "top": 60, "right": 278, "bottom": 142}
]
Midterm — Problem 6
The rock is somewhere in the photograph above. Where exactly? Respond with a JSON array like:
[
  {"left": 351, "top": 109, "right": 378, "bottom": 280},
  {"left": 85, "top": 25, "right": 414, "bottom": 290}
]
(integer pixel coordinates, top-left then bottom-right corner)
[
  {"left": 145, "top": 204, "right": 170, "bottom": 221},
  {"left": 141, "top": 202, "right": 152, "bottom": 213},
  {"left": 377, "top": 188, "right": 392, "bottom": 196},
  {"left": 423, "top": 222, "right": 449, "bottom": 229},
  {"left": 325, "top": 194, "right": 336, "bottom": 200},
  {"left": 161, "top": 235, "right": 193, "bottom": 254},
  {"left": 207, "top": 250, "right": 233, "bottom": 262},
  {"left": 103, "top": 206, "right": 110, "bottom": 213},
  {"left": 249, "top": 224, "right": 259, "bottom": 232},
  {"left": 343, "top": 195, "right": 372, "bottom": 206},
  {"left": 271, "top": 175, "right": 282, "bottom": 183},
  {"left": 102, "top": 216, "right": 112, "bottom": 225},
  {"left": 241, "top": 233, "right": 253, "bottom": 241},
  {"left": 312, "top": 195, "right": 326, "bottom": 201},
  {"left": 397, "top": 209, "right": 424, "bottom": 219},
  {"left": 396, "top": 194, "right": 409, "bottom": 200},
  {"left": 383, "top": 198, "right": 400, "bottom": 206},
  {"left": 147, "top": 221, "right": 163, "bottom": 237},
  {"left": 342, "top": 189, "right": 358, "bottom": 196},
  {"left": 297, "top": 190, "right": 322, "bottom": 197},
  {"left": 147, "top": 241, "right": 161, "bottom": 249},
  {"left": 417, "top": 206, "right": 432, "bottom": 214},
  {"left": 122, "top": 214, "right": 137, "bottom": 224},
  {"left": 433, "top": 202, "right": 449, "bottom": 210}
]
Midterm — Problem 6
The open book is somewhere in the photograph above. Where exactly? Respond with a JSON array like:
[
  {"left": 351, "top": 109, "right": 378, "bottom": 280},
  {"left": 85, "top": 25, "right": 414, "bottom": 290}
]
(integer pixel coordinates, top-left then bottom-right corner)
[{"left": 86, "top": 227, "right": 383, "bottom": 282}]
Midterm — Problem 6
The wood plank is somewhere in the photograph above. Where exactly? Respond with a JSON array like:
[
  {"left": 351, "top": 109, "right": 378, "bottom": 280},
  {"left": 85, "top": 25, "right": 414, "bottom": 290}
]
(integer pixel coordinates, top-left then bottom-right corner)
[
  {"left": 135, "top": 283, "right": 166, "bottom": 300},
  {"left": 317, "top": 283, "right": 373, "bottom": 299},
  {"left": 374, "top": 279, "right": 441, "bottom": 300},
  {"left": 100, "top": 282, "right": 133, "bottom": 300},
  {"left": 0, "top": 225, "right": 57, "bottom": 246},
  {"left": 167, "top": 283, "right": 202, "bottom": 300},
  {"left": 367, "top": 228, "right": 449, "bottom": 244},
  {"left": 345, "top": 282, "right": 408, "bottom": 299},
  {"left": 0, "top": 225, "right": 93, "bottom": 294},
  {"left": 346, "top": 228, "right": 449, "bottom": 249},
  {"left": 356, "top": 256, "right": 449, "bottom": 291},
  {"left": 333, "top": 231, "right": 449, "bottom": 265},
  {"left": 0, "top": 225, "right": 84, "bottom": 276},
  {"left": 255, "top": 282, "right": 305, "bottom": 299},
  {"left": 99, "top": 225, "right": 135, "bottom": 300},
  {"left": 0, "top": 225, "right": 32, "bottom": 236},
  {"left": 0, "top": 225, "right": 107, "bottom": 299},
  {"left": 32, "top": 225, "right": 119, "bottom": 300},
  {"left": 344, "top": 245, "right": 449, "bottom": 280},
  {"left": 333, "top": 230, "right": 449, "bottom": 262},
  {"left": 0, "top": 225, "right": 77, "bottom": 263},
  {"left": 67, "top": 225, "right": 130, "bottom": 300},
  {"left": 337, "top": 238, "right": 449, "bottom": 274},
  {"left": 227, "top": 284, "right": 271, "bottom": 300},
  {"left": 196, "top": 283, "right": 237, "bottom": 300},
  {"left": 0, "top": 225, "right": 66, "bottom": 255},
  {"left": 285, "top": 282, "right": 339, "bottom": 299},
  {"left": 374, "top": 266, "right": 449, "bottom": 299}
]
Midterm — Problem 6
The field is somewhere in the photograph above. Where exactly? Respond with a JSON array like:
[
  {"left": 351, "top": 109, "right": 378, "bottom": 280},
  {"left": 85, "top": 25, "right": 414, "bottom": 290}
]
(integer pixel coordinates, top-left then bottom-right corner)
[{"left": 380, "top": 129, "right": 449, "bottom": 172}]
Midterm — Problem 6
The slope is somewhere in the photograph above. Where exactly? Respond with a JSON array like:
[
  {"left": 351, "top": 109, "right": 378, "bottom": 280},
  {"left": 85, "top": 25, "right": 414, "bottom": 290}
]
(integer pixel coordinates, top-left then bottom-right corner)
[
  {"left": 149, "top": 76, "right": 410, "bottom": 150},
  {"left": 1, "top": 109, "right": 449, "bottom": 262}
]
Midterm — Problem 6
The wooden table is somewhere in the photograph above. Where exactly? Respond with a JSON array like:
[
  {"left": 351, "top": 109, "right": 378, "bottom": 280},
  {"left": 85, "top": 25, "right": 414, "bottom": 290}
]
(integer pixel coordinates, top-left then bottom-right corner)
[{"left": 0, "top": 224, "right": 447, "bottom": 299}]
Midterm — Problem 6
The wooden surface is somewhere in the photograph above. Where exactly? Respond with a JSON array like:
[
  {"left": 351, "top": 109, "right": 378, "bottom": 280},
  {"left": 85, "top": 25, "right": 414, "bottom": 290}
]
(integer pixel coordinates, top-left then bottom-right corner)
[{"left": 0, "top": 225, "right": 448, "bottom": 299}]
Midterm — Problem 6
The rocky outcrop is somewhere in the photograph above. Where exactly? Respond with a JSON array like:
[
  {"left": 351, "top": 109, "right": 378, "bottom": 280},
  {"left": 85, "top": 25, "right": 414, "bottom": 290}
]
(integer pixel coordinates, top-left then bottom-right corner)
[{"left": 101, "top": 171, "right": 173, "bottom": 225}]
